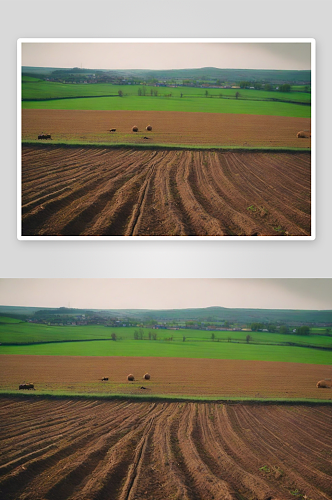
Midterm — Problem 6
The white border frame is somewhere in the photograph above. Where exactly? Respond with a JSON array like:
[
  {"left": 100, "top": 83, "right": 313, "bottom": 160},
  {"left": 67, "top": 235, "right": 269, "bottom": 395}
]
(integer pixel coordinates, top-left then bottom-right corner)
[{"left": 17, "top": 38, "right": 316, "bottom": 241}]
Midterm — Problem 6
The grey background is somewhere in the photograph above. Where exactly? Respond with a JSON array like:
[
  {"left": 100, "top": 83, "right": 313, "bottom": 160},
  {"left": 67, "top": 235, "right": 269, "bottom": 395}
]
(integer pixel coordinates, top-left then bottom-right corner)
[{"left": 1, "top": 0, "right": 330, "bottom": 278}]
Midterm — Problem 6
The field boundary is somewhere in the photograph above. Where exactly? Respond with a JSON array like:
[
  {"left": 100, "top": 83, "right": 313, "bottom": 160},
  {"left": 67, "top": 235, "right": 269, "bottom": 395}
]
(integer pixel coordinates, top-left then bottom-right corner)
[
  {"left": 22, "top": 140, "right": 311, "bottom": 153},
  {"left": 1, "top": 390, "right": 331, "bottom": 405},
  {"left": 22, "top": 95, "right": 311, "bottom": 106},
  {"left": 1, "top": 339, "right": 331, "bottom": 350}
]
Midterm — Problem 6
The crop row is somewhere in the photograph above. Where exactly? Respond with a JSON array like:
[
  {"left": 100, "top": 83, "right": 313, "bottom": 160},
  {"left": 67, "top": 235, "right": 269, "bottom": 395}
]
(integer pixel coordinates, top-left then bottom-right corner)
[
  {"left": 22, "top": 147, "right": 311, "bottom": 237},
  {"left": 0, "top": 397, "right": 331, "bottom": 500}
]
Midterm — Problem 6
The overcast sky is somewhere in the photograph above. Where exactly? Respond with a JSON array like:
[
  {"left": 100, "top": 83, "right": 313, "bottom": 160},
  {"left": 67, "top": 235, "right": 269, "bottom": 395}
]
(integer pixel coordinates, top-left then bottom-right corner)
[
  {"left": 21, "top": 41, "right": 311, "bottom": 71},
  {"left": 0, "top": 279, "right": 330, "bottom": 310}
]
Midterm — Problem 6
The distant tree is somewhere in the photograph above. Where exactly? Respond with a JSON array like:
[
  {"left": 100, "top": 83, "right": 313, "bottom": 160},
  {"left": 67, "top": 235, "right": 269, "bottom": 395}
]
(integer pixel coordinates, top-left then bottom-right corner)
[
  {"left": 118, "top": 90, "right": 123, "bottom": 97},
  {"left": 246, "top": 334, "right": 252, "bottom": 343},
  {"left": 183, "top": 336, "right": 186, "bottom": 342},
  {"left": 180, "top": 93, "right": 183, "bottom": 98},
  {"left": 267, "top": 324, "right": 277, "bottom": 333},
  {"left": 264, "top": 83, "right": 272, "bottom": 91},
  {"left": 152, "top": 332, "right": 157, "bottom": 340},
  {"left": 205, "top": 90, "right": 209, "bottom": 97},
  {"left": 134, "top": 330, "right": 139, "bottom": 340},
  {"left": 186, "top": 321, "right": 195, "bottom": 327},
  {"left": 153, "top": 89, "right": 158, "bottom": 96},
  {"left": 139, "top": 328, "right": 144, "bottom": 340},
  {"left": 211, "top": 333, "right": 215, "bottom": 341},
  {"left": 235, "top": 91, "right": 240, "bottom": 99},
  {"left": 219, "top": 93, "right": 223, "bottom": 98},
  {"left": 148, "top": 331, "right": 152, "bottom": 340},
  {"left": 251, "top": 323, "right": 263, "bottom": 332},
  {"left": 138, "top": 88, "right": 142, "bottom": 96},
  {"left": 326, "top": 328, "right": 331, "bottom": 335},
  {"left": 296, "top": 326, "right": 310, "bottom": 336},
  {"left": 227, "top": 336, "right": 232, "bottom": 342},
  {"left": 279, "top": 325, "right": 290, "bottom": 335},
  {"left": 111, "top": 333, "right": 117, "bottom": 341},
  {"left": 279, "top": 83, "right": 291, "bottom": 92}
]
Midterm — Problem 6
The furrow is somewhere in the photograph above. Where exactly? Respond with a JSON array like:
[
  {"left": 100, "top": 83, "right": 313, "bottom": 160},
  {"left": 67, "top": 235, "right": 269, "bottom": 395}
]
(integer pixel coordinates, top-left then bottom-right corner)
[{"left": 177, "top": 403, "right": 236, "bottom": 500}]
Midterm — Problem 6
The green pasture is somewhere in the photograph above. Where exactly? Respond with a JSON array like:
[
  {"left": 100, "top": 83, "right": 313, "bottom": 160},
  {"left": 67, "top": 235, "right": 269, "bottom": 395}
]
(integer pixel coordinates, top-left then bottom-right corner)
[
  {"left": 0, "top": 317, "right": 24, "bottom": 324},
  {"left": 0, "top": 339, "right": 331, "bottom": 365},
  {"left": 22, "top": 95, "right": 310, "bottom": 118},
  {"left": 22, "top": 81, "right": 311, "bottom": 104},
  {"left": 0, "top": 324, "right": 331, "bottom": 348},
  {"left": 22, "top": 76, "right": 42, "bottom": 83},
  {"left": 21, "top": 81, "right": 311, "bottom": 118},
  {"left": 1, "top": 323, "right": 330, "bottom": 365},
  {"left": 0, "top": 323, "right": 115, "bottom": 344},
  {"left": 309, "top": 327, "right": 331, "bottom": 334}
]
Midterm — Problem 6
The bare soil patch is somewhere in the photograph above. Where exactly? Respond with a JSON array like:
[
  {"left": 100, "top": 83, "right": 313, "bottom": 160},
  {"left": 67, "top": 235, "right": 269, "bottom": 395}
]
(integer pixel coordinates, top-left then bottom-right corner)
[
  {"left": 21, "top": 146, "right": 311, "bottom": 236},
  {"left": 22, "top": 109, "right": 311, "bottom": 147},
  {"left": 0, "top": 355, "right": 330, "bottom": 400},
  {"left": 0, "top": 397, "right": 331, "bottom": 500}
]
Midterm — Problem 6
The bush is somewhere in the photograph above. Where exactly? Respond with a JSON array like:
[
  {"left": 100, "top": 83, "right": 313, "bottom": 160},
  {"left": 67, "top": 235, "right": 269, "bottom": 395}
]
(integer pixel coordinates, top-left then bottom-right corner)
[{"left": 296, "top": 326, "right": 310, "bottom": 336}]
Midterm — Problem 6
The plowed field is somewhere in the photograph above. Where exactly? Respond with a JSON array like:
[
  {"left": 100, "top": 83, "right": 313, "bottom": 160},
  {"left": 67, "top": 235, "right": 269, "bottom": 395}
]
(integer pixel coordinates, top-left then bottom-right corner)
[
  {"left": 22, "top": 146, "right": 311, "bottom": 236},
  {"left": 0, "top": 397, "right": 331, "bottom": 500},
  {"left": 22, "top": 109, "right": 311, "bottom": 147},
  {"left": 1, "top": 355, "right": 331, "bottom": 400}
]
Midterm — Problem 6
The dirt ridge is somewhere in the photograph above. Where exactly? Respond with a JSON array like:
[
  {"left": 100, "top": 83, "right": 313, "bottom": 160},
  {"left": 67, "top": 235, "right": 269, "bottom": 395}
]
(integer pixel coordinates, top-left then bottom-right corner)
[
  {"left": 22, "top": 147, "right": 311, "bottom": 236},
  {"left": 1, "top": 397, "right": 331, "bottom": 500}
]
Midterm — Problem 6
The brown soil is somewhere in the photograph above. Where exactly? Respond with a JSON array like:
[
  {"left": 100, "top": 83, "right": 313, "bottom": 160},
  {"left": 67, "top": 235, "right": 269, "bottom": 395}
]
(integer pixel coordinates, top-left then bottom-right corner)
[
  {"left": 0, "top": 396, "right": 331, "bottom": 500},
  {"left": 22, "top": 109, "right": 311, "bottom": 148},
  {"left": 1, "top": 355, "right": 331, "bottom": 400},
  {"left": 21, "top": 146, "right": 311, "bottom": 236}
]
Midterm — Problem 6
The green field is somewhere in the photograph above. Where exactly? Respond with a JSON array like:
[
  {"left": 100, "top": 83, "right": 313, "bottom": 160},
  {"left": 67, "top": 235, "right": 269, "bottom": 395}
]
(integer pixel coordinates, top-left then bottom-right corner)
[
  {"left": 0, "top": 339, "right": 331, "bottom": 365},
  {"left": 0, "top": 317, "right": 24, "bottom": 324},
  {"left": 1, "top": 324, "right": 331, "bottom": 347},
  {"left": 0, "top": 323, "right": 331, "bottom": 365},
  {"left": 22, "top": 96, "right": 310, "bottom": 117},
  {"left": 22, "top": 81, "right": 311, "bottom": 118},
  {"left": 22, "top": 81, "right": 311, "bottom": 103}
]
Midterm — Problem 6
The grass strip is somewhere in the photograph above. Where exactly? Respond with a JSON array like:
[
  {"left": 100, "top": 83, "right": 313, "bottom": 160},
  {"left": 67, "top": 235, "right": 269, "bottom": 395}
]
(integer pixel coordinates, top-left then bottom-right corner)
[
  {"left": 0, "top": 390, "right": 330, "bottom": 405},
  {"left": 22, "top": 140, "right": 311, "bottom": 153}
]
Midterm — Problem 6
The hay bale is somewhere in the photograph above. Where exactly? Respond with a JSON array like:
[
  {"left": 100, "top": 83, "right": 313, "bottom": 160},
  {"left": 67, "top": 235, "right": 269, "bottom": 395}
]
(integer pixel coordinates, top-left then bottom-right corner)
[
  {"left": 316, "top": 380, "right": 329, "bottom": 388},
  {"left": 297, "top": 131, "right": 310, "bottom": 138},
  {"left": 143, "top": 373, "right": 151, "bottom": 380},
  {"left": 146, "top": 125, "right": 152, "bottom": 131},
  {"left": 127, "top": 374, "right": 135, "bottom": 381},
  {"left": 19, "top": 383, "right": 34, "bottom": 390},
  {"left": 132, "top": 126, "right": 138, "bottom": 132}
]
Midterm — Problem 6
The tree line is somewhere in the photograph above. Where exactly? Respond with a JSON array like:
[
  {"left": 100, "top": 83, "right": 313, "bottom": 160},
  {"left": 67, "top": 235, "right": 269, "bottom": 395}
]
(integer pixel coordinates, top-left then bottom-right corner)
[{"left": 250, "top": 323, "right": 311, "bottom": 335}]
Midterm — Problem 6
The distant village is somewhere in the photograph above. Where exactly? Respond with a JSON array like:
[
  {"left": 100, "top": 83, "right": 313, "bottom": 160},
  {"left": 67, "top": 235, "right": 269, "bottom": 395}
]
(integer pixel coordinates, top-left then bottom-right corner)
[
  {"left": 43, "top": 73, "right": 295, "bottom": 92},
  {"left": 24, "top": 313, "right": 331, "bottom": 334}
]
